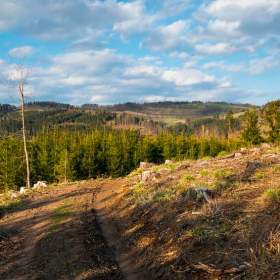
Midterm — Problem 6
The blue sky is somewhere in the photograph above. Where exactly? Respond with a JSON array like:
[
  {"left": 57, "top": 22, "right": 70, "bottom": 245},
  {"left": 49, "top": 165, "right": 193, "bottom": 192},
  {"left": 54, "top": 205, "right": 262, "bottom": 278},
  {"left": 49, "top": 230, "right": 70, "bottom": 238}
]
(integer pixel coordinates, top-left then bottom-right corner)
[{"left": 0, "top": 0, "right": 279, "bottom": 105}]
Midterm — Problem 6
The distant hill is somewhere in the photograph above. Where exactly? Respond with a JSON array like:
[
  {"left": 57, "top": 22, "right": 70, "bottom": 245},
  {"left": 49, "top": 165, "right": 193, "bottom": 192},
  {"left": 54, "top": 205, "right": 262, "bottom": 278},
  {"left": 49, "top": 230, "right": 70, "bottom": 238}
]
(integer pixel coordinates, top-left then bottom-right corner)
[
  {"left": 0, "top": 104, "right": 17, "bottom": 117},
  {"left": 0, "top": 101, "right": 254, "bottom": 136},
  {"left": 103, "top": 101, "right": 253, "bottom": 124}
]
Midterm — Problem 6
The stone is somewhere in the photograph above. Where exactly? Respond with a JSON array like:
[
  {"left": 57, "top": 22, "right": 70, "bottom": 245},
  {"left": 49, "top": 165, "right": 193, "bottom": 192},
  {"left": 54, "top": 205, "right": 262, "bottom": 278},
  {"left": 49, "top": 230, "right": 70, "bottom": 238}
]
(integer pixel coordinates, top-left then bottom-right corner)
[
  {"left": 139, "top": 162, "right": 154, "bottom": 169},
  {"left": 261, "top": 143, "right": 272, "bottom": 149},
  {"left": 250, "top": 147, "right": 261, "bottom": 153},
  {"left": 141, "top": 171, "right": 152, "bottom": 184},
  {"left": 234, "top": 152, "right": 243, "bottom": 158},
  {"left": 10, "top": 191, "right": 19, "bottom": 199},
  {"left": 183, "top": 187, "right": 214, "bottom": 202},
  {"left": 240, "top": 148, "right": 248, "bottom": 153},
  {"left": 141, "top": 171, "right": 160, "bottom": 184},
  {"left": 165, "top": 159, "right": 174, "bottom": 164},
  {"left": 241, "top": 161, "right": 262, "bottom": 181},
  {"left": 19, "top": 187, "right": 27, "bottom": 194},
  {"left": 33, "top": 181, "right": 48, "bottom": 189}
]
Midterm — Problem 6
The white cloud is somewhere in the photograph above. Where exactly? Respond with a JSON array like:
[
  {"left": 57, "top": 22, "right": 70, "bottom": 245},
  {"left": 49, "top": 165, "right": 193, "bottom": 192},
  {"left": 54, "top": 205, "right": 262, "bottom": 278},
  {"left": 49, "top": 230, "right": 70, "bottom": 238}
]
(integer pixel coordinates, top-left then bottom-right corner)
[
  {"left": 162, "top": 68, "right": 214, "bottom": 86},
  {"left": 142, "top": 20, "right": 189, "bottom": 51},
  {"left": 8, "top": 46, "right": 34, "bottom": 58},
  {"left": 204, "top": 0, "right": 280, "bottom": 37},
  {"left": 195, "top": 42, "right": 236, "bottom": 54}
]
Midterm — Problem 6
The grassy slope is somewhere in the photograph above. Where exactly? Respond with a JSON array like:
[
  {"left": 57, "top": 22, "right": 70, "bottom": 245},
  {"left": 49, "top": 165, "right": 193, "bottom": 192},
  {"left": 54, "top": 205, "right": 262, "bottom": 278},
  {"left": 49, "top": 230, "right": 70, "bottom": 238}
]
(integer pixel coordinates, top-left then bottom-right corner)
[{"left": 111, "top": 145, "right": 280, "bottom": 279}]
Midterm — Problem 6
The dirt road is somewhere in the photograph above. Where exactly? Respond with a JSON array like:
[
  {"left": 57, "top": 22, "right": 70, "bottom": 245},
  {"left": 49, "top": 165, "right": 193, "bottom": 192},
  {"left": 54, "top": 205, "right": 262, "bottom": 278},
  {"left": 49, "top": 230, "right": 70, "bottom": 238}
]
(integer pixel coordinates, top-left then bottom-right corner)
[{"left": 0, "top": 181, "right": 127, "bottom": 280}]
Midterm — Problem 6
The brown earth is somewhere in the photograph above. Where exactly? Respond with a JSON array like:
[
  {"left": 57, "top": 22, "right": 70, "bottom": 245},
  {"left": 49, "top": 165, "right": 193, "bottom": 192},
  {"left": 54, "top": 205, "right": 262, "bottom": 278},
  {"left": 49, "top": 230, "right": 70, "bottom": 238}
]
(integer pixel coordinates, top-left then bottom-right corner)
[
  {"left": 1, "top": 146, "right": 280, "bottom": 280},
  {"left": 0, "top": 181, "right": 125, "bottom": 280}
]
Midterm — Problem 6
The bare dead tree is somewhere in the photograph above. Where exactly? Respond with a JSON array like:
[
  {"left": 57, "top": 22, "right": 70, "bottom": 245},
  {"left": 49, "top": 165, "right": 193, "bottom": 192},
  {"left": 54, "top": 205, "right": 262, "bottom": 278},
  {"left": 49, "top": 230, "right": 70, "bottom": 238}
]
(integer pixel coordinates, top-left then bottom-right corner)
[
  {"left": 7, "top": 66, "right": 31, "bottom": 189},
  {"left": 18, "top": 79, "right": 31, "bottom": 188}
]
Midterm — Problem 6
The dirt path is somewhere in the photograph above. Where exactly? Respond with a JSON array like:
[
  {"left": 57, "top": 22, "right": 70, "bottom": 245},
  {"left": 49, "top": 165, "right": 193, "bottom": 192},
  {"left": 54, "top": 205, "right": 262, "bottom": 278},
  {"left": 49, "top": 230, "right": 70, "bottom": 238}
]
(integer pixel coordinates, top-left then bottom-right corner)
[
  {"left": 0, "top": 182, "right": 124, "bottom": 280},
  {"left": 93, "top": 179, "right": 147, "bottom": 280}
]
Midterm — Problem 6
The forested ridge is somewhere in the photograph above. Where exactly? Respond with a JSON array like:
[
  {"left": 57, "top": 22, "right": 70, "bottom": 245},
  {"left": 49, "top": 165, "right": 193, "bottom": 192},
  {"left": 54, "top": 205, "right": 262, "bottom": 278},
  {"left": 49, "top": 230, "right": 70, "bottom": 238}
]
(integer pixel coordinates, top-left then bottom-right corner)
[{"left": 0, "top": 100, "right": 279, "bottom": 190}]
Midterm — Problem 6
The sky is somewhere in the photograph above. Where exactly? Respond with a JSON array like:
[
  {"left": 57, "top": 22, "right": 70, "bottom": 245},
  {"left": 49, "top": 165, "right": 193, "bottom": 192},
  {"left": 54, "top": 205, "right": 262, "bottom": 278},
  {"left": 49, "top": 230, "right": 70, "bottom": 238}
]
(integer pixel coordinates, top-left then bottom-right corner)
[{"left": 0, "top": 0, "right": 280, "bottom": 105}]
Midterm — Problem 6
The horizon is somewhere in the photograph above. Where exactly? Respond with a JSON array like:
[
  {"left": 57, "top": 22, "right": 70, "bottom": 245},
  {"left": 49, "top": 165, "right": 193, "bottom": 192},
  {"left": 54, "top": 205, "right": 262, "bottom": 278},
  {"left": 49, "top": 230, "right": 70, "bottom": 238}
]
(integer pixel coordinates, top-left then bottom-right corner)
[
  {"left": 0, "top": 99, "right": 255, "bottom": 107},
  {"left": 0, "top": 1, "right": 280, "bottom": 105}
]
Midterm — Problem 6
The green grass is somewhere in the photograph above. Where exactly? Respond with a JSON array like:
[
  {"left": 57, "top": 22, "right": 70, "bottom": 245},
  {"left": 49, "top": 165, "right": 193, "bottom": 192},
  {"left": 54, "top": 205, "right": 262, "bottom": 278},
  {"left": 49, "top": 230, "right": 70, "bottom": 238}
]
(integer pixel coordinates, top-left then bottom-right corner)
[
  {"left": 128, "top": 168, "right": 144, "bottom": 177},
  {"left": 153, "top": 190, "right": 173, "bottom": 203},
  {"left": 217, "top": 151, "right": 228, "bottom": 158},
  {"left": 180, "top": 174, "right": 195, "bottom": 185},
  {"left": 131, "top": 182, "right": 151, "bottom": 204},
  {"left": 254, "top": 171, "right": 265, "bottom": 180},
  {"left": 263, "top": 188, "right": 280, "bottom": 204},
  {"left": 213, "top": 169, "right": 234, "bottom": 180},
  {"left": 49, "top": 200, "right": 73, "bottom": 232},
  {"left": 0, "top": 195, "right": 23, "bottom": 214},
  {"left": 184, "top": 222, "right": 231, "bottom": 243},
  {"left": 200, "top": 169, "right": 209, "bottom": 177}
]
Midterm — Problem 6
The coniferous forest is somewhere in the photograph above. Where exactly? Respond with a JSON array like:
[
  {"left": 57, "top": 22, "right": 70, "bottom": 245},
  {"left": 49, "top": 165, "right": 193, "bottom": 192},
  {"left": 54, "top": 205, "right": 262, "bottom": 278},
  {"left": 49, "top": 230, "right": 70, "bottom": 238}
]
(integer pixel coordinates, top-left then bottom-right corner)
[{"left": 0, "top": 100, "right": 279, "bottom": 190}]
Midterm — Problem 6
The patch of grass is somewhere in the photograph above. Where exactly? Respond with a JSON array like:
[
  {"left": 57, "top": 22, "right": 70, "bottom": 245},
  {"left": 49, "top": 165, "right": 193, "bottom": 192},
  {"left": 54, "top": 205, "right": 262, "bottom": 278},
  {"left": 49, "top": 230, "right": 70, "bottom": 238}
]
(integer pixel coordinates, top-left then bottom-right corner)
[
  {"left": 202, "top": 156, "right": 212, "bottom": 161},
  {"left": 164, "top": 162, "right": 177, "bottom": 171},
  {"left": 131, "top": 182, "right": 150, "bottom": 203},
  {"left": 153, "top": 190, "right": 172, "bottom": 203},
  {"left": 184, "top": 222, "right": 231, "bottom": 243},
  {"left": 217, "top": 151, "right": 228, "bottom": 158},
  {"left": 200, "top": 169, "right": 209, "bottom": 177},
  {"left": 128, "top": 168, "right": 144, "bottom": 177},
  {"left": 254, "top": 171, "right": 265, "bottom": 180},
  {"left": 0, "top": 195, "right": 23, "bottom": 214},
  {"left": 213, "top": 169, "right": 234, "bottom": 180},
  {"left": 263, "top": 188, "right": 280, "bottom": 204},
  {"left": 180, "top": 174, "right": 195, "bottom": 184},
  {"left": 49, "top": 201, "right": 73, "bottom": 232}
]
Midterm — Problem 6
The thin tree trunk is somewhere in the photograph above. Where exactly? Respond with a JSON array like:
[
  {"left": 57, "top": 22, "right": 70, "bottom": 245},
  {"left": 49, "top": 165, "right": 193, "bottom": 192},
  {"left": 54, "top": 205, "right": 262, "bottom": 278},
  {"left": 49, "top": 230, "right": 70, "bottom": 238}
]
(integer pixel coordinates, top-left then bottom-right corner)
[
  {"left": 19, "top": 83, "right": 31, "bottom": 188},
  {"left": 64, "top": 149, "right": 68, "bottom": 183}
]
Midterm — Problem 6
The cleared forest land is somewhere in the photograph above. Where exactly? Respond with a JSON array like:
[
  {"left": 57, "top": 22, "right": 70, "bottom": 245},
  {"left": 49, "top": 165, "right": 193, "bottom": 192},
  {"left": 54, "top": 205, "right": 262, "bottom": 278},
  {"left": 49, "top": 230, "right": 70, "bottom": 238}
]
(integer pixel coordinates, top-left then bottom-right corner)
[{"left": 1, "top": 144, "right": 280, "bottom": 279}]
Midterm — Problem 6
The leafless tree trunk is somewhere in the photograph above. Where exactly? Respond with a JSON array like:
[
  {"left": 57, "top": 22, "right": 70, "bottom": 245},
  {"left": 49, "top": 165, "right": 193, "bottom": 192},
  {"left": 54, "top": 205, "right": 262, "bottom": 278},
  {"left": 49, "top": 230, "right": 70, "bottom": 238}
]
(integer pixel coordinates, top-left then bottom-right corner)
[{"left": 19, "top": 82, "right": 30, "bottom": 188}]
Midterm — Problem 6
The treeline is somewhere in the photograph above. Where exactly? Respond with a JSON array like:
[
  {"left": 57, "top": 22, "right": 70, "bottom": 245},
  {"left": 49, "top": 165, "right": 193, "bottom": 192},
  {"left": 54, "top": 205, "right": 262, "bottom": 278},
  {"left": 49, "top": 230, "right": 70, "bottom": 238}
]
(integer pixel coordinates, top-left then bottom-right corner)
[
  {"left": 0, "top": 128, "right": 241, "bottom": 190},
  {"left": 242, "top": 100, "right": 280, "bottom": 144}
]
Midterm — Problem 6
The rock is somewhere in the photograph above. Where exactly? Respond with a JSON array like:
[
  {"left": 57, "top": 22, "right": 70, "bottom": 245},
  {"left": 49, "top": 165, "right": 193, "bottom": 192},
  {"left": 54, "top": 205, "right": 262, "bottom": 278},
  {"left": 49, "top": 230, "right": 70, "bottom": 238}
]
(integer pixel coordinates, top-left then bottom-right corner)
[
  {"left": 33, "top": 181, "right": 48, "bottom": 189},
  {"left": 241, "top": 161, "right": 262, "bottom": 181},
  {"left": 19, "top": 187, "right": 27, "bottom": 194},
  {"left": 139, "top": 162, "right": 154, "bottom": 169},
  {"left": 196, "top": 161, "right": 208, "bottom": 167},
  {"left": 10, "top": 191, "right": 19, "bottom": 199},
  {"left": 165, "top": 159, "right": 174, "bottom": 164},
  {"left": 240, "top": 148, "right": 248, "bottom": 153},
  {"left": 261, "top": 143, "right": 271, "bottom": 149},
  {"left": 250, "top": 147, "right": 261, "bottom": 153},
  {"left": 234, "top": 152, "right": 243, "bottom": 158},
  {"left": 176, "top": 162, "right": 190, "bottom": 171},
  {"left": 262, "top": 154, "right": 279, "bottom": 164},
  {"left": 183, "top": 187, "right": 214, "bottom": 202},
  {"left": 141, "top": 171, "right": 160, "bottom": 184}
]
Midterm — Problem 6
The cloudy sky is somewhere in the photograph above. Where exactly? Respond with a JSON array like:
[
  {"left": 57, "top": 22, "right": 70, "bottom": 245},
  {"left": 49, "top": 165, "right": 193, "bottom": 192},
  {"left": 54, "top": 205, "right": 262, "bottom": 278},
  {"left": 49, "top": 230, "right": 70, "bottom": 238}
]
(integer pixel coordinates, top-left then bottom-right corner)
[{"left": 0, "top": 0, "right": 279, "bottom": 105}]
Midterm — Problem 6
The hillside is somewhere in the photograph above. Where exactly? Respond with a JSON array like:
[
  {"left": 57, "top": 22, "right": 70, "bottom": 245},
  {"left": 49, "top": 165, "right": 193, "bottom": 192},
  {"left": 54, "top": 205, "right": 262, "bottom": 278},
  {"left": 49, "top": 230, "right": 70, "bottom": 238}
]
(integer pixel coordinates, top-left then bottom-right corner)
[
  {"left": 0, "top": 101, "right": 252, "bottom": 135},
  {"left": 105, "top": 101, "right": 252, "bottom": 124},
  {"left": 1, "top": 144, "right": 279, "bottom": 279}
]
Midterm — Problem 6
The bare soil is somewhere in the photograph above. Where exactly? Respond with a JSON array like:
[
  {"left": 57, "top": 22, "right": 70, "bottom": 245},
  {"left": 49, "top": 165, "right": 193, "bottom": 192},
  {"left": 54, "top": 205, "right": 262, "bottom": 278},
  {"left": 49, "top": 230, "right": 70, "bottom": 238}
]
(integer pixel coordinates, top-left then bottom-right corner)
[
  {"left": 1, "top": 147, "right": 280, "bottom": 280},
  {"left": 0, "top": 182, "right": 124, "bottom": 280}
]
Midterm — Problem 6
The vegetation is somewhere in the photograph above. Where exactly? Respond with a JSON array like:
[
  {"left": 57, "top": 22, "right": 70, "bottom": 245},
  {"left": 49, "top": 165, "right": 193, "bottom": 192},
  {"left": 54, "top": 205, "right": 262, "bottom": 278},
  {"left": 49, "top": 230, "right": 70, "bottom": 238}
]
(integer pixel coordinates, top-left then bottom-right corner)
[
  {"left": 0, "top": 128, "right": 241, "bottom": 190},
  {"left": 0, "top": 99, "right": 279, "bottom": 190},
  {"left": 242, "top": 109, "right": 262, "bottom": 145}
]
